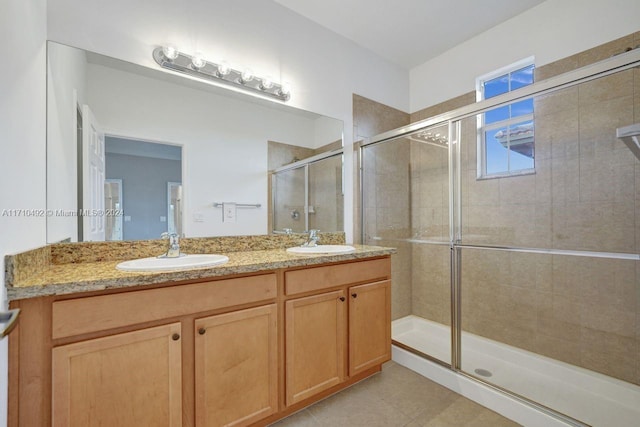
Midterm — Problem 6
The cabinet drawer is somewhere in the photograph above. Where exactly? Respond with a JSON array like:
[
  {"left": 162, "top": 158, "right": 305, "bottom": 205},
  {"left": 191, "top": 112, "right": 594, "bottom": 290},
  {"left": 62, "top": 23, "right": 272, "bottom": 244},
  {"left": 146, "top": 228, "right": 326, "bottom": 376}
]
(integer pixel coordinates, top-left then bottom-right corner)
[
  {"left": 52, "top": 273, "right": 277, "bottom": 339},
  {"left": 285, "top": 258, "right": 390, "bottom": 296}
]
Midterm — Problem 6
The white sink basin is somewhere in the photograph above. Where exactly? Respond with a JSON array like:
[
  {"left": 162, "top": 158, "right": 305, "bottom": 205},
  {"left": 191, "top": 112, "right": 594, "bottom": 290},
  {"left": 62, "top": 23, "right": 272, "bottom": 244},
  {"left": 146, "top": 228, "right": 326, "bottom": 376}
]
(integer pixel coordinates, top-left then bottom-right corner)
[
  {"left": 116, "top": 254, "right": 229, "bottom": 272},
  {"left": 286, "top": 245, "right": 356, "bottom": 255}
]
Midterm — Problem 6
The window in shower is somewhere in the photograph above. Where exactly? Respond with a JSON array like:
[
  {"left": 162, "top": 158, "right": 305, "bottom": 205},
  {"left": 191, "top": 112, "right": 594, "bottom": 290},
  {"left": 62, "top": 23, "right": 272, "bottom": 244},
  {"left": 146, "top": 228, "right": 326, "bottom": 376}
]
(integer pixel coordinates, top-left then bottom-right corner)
[{"left": 477, "top": 59, "right": 535, "bottom": 178}]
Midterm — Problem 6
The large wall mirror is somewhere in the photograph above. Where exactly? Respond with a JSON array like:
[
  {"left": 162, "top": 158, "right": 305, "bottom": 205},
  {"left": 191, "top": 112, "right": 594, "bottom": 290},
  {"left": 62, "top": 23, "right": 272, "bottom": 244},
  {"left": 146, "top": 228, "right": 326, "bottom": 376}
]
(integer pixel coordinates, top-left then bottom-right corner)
[{"left": 46, "top": 41, "right": 343, "bottom": 243}]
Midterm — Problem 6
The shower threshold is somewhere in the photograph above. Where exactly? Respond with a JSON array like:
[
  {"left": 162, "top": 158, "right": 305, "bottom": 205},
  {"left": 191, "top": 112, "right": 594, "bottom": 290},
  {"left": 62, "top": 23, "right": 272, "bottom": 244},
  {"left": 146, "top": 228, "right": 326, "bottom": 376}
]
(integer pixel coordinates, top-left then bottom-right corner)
[{"left": 392, "top": 315, "right": 640, "bottom": 427}]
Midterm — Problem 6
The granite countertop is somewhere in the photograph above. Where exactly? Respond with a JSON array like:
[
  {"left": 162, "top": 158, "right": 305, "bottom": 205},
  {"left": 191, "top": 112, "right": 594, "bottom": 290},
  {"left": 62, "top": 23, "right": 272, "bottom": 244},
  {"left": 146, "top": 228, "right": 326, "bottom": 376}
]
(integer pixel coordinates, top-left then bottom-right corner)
[{"left": 6, "top": 244, "right": 395, "bottom": 301}]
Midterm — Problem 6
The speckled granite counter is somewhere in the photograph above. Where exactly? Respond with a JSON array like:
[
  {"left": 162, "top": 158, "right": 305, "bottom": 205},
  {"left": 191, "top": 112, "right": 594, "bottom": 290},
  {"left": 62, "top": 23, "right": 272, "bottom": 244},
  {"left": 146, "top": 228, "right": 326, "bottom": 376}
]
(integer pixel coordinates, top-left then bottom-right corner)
[{"left": 5, "top": 233, "right": 395, "bottom": 301}]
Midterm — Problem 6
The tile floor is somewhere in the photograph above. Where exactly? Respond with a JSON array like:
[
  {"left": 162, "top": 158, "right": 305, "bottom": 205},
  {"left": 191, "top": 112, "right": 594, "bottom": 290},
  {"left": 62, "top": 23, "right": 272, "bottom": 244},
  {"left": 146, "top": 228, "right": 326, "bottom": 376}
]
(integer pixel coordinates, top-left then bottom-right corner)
[{"left": 270, "top": 361, "right": 520, "bottom": 426}]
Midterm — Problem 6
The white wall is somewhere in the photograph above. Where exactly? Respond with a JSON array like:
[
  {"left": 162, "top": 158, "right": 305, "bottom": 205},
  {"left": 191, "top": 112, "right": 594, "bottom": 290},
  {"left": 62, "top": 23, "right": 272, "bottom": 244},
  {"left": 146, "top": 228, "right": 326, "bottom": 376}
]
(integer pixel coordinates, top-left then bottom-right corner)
[
  {"left": 410, "top": 0, "right": 640, "bottom": 112},
  {"left": 314, "top": 116, "right": 344, "bottom": 149},
  {"left": 87, "top": 63, "right": 339, "bottom": 237},
  {"left": 0, "top": 0, "right": 47, "bottom": 424},
  {"left": 47, "top": 0, "right": 411, "bottom": 243},
  {"left": 47, "top": 42, "right": 87, "bottom": 243}
]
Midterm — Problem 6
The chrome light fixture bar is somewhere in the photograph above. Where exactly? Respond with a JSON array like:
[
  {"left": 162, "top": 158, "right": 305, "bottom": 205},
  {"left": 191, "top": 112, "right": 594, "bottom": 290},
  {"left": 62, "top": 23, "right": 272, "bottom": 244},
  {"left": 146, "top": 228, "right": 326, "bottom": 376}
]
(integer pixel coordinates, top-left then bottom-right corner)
[{"left": 152, "top": 46, "right": 291, "bottom": 102}]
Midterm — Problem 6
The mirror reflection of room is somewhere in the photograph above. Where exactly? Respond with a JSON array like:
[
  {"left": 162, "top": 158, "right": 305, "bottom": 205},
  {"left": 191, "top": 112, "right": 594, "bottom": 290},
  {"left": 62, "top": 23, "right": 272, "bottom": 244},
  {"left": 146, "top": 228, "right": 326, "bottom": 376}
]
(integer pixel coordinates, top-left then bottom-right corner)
[
  {"left": 104, "top": 137, "right": 182, "bottom": 241},
  {"left": 46, "top": 41, "right": 344, "bottom": 243}
]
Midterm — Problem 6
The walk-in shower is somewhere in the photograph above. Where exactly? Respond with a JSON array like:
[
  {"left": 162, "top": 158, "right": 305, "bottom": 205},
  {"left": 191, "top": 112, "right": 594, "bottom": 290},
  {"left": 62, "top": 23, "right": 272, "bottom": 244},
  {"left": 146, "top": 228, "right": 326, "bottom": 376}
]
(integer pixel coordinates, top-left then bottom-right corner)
[
  {"left": 361, "top": 48, "right": 640, "bottom": 426},
  {"left": 271, "top": 151, "right": 344, "bottom": 234}
]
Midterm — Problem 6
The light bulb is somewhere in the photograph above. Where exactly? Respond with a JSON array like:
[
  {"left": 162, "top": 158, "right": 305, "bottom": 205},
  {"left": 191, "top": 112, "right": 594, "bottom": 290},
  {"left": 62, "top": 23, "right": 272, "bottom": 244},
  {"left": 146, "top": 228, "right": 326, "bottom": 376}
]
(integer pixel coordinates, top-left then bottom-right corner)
[
  {"left": 162, "top": 45, "right": 179, "bottom": 60},
  {"left": 191, "top": 52, "right": 206, "bottom": 69},
  {"left": 240, "top": 68, "right": 254, "bottom": 83},
  {"left": 217, "top": 61, "right": 230, "bottom": 76},
  {"left": 260, "top": 76, "right": 274, "bottom": 90},
  {"left": 279, "top": 82, "right": 291, "bottom": 96}
]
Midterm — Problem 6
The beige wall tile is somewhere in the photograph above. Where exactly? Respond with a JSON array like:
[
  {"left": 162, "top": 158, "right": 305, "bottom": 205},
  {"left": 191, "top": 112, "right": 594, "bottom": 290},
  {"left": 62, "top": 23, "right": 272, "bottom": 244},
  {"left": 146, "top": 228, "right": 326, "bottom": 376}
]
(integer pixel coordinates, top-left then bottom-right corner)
[
  {"left": 353, "top": 94, "right": 409, "bottom": 139},
  {"left": 579, "top": 70, "right": 634, "bottom": 106},
  {"left": 534, "top": 86, "right": 579, "bottom": 117},
  {"left": 535, "top": 334, "right": 582, "bottom": 366},
  {"left": 411, "top": 245, "right": 450, "bottom": 324},
  {"left": 410, "top": 92, "right": 475, "bottom": 123},
  {"left": 391, "top": 244, "right": 413, "bottom": 320},
  {"left": 578, "top": 96, "right": 634, "bottom": 142},
  {"left": 577, "top": 34, "right": 636, "bottom": 67},
  {"left": 535, "top": 55, "right": 579, "bottom": 81},
  {"left": 581, "top": 303, "right": 636, "bottom": 338},
  {"left": 267, "top": 140, "right": 315, "bottom": 170},
  {"left": 459, "top": 116, "right": 478, "bottom": 169},
  {"left": 466, "top": 171, "right": 500, "bottom": 206},
  {"left": 581, "top": 327, "right": 638, "bottom": 384},
  {"left": 534, "top": 108, "right": 579, "bottom": 161},
  {"left": 498, "top": 173, "right": 536, "bottom": 206}
]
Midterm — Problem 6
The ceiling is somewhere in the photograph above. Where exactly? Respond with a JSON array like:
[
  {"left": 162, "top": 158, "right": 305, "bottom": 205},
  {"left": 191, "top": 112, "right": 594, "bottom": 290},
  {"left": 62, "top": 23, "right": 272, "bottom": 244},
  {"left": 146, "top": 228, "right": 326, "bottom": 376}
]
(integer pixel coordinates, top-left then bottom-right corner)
[{"left": 274, "top": 0, "right": 546, "bottom": 69}]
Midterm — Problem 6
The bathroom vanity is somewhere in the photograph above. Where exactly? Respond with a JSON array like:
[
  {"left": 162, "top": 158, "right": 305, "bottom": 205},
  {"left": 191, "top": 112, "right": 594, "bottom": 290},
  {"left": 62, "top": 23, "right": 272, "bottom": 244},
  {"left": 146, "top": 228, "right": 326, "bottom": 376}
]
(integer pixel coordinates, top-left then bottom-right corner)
[{"left": 5, "top": 235, "right": 394, "bottom": 427}]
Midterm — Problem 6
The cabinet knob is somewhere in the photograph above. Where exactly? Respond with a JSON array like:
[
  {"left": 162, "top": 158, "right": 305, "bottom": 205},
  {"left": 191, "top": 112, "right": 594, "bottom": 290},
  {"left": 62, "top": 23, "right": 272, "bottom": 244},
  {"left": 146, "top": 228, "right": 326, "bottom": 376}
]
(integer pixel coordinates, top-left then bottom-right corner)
[
  {"left": 198, "top": 327, "right": 206, "bottom": 335},
  {"left": 351, "top": 293, "right": 358, "bottom": 298},
  {"left": 172, "top": 333, "right": 180, "bottom": 341},
  {"left": 339, "top": 296, "right": 345, "bottom": 302}
]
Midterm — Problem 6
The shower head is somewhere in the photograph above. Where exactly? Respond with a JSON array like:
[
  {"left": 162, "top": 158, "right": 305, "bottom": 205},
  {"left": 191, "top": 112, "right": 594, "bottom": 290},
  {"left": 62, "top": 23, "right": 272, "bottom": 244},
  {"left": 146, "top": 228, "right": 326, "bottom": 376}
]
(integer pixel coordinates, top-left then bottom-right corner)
[
  {"left": 409, "top": 130, "right": 448, "bottom": 148},
  {"left": 616, "top": 123, "right": 640, "bottom": 161}
]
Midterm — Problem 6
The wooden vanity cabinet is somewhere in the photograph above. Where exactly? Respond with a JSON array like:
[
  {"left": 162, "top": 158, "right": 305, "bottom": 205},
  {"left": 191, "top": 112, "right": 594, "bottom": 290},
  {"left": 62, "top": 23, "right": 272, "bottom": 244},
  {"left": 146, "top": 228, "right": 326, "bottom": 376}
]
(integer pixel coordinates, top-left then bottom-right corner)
[
  {"left": 348, "top": 280, "right": 391, "bottom": 376},
  {"left": 8, "top": 256, "right": 391, "bottom": 427},
  {"left": 285, "top": 290, "right": 347, "bottom": 405},
  {"left": 283, "top": 258, "right": 391, "bottom": 408},
  {"left": 195, "top": 304, "right": 278, "bottom": 427},
  {"left": 11, "top": 273, "right": 278, "bottom": 427},
  {"left": 52, "top": 323, "right": 183, "bottom": 427}
]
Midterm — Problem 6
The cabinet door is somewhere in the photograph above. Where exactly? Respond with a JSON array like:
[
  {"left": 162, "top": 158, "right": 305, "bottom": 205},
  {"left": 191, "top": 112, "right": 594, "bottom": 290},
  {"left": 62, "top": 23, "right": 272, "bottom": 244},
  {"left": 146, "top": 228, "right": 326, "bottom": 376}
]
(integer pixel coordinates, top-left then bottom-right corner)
[
  {"left": 195, "top": 304, "right": 278, "bottom": 427},
  {"left": 349, "top": 280, "right": 391, "bottom": 375},
  {"left": 52, "top": 323, "right": 182, "bottom": 427},
  {"left": 285, "top": 290, "right": 346, "bottom": 406}
]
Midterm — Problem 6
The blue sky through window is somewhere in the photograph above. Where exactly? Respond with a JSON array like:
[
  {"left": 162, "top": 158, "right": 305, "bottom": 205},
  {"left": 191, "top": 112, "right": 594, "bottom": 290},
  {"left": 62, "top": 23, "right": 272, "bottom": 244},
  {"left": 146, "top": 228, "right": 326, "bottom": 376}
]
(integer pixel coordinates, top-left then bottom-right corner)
[{"left": 481, "top": 63, "right": 534, "bottom": 176}]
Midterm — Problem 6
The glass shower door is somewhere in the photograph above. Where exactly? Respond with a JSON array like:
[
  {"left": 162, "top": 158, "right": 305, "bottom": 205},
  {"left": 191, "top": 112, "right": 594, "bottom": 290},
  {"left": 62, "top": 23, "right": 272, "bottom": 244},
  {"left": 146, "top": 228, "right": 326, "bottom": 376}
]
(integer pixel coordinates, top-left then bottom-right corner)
[
  {"left": 362, "top": 122, "right": 452, "bottom": 366},
  {"left": 272, "top": 166, "right": 306, "bottom": 233},
  {"left": 456, "top": 68, "right": 640, "bottom": 426},
  {"left": 308, "top": 154, "right": 343, "bottom": 232}
]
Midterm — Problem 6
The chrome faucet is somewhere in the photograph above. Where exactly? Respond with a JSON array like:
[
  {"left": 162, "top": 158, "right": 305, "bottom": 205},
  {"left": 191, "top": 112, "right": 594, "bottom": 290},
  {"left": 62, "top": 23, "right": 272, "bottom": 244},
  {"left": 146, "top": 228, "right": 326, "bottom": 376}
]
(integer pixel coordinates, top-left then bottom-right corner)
[
  {"left": 159, "top": 232, "right": 182, "bottom": 258},
  {"left": 302, "top": 229, "right": 320, "bottom": 247}
]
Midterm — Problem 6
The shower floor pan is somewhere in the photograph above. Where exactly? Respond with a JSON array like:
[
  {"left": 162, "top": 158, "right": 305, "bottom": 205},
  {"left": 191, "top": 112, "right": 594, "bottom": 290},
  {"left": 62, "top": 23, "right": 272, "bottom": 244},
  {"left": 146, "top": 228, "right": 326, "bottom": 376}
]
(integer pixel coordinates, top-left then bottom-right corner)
[{"left": 392, "top": 315, "right": 640, "bottom": 427}]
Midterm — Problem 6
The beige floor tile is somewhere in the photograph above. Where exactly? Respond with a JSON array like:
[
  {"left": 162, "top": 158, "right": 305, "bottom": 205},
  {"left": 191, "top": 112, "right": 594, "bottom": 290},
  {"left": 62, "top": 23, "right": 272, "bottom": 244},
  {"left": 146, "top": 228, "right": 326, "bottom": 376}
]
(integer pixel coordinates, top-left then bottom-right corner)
[
  {"left": 468, "top": 409, "right": 523, "bottom": 427},
  {"left": 271, "top": 410, "right": 320, "bottom": 426},
  {"left": 413, "top": 397, "right": 517, "bottom": 427},
  {"left": 305, "top": 382, "right": 411, "bottom": 426},
  {"left": 271, "top": 362, "right": 520, "bottom": 427}
]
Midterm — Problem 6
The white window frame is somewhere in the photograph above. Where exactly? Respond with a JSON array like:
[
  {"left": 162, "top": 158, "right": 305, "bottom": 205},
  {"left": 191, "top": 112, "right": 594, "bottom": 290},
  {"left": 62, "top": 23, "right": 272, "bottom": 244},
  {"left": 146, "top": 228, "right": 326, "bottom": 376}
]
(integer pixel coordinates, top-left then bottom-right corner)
[{"left": 476, "top": 56, "right": 535, "bottom": 179}]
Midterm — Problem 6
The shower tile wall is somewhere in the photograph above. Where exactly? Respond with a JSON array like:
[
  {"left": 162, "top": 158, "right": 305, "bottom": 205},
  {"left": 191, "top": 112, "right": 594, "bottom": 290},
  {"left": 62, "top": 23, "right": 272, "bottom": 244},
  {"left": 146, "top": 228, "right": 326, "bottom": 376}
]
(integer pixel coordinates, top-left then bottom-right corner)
[
  {"left": 459, "top": 63, "right": 640, "bottom": 383},
  {"left": 268, "top": 140, "right": 316, "bottom": 171},
  {"left": 535, "top": 32, "right": 640, "bottom": 81},
  {"left": 409, "top": 125, "right": 451, "bottom": 326},
  {"left": 410, "top": 92, "right": 475, "bottom": 123},
  {"left": 308, "top": 156, "right": 344, "bottom": 232},
  {"left": 389, "top": 31, "right": 640, "bottom": 385},
  {"left": 353, "top": 94, "right": 411, "bottom": 320}
]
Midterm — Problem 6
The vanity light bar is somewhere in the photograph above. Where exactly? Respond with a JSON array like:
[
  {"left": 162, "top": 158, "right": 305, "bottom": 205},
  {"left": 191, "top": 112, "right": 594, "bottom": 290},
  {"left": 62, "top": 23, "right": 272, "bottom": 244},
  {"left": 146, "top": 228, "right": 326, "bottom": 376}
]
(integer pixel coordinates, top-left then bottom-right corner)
[{"left": 152, "top": 47, "right": 290, "bottom": 102}]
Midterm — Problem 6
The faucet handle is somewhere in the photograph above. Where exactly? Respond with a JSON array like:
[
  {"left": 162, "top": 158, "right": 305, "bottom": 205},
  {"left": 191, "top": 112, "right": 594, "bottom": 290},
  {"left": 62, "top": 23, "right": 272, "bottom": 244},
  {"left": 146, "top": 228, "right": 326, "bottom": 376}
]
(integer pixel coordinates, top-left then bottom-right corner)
[
  {"left": 161, "top": 232, "right": 179, "bottom": 245},
  {"left": 307, "top": 229, "right": 320, "bottom": 237}
]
